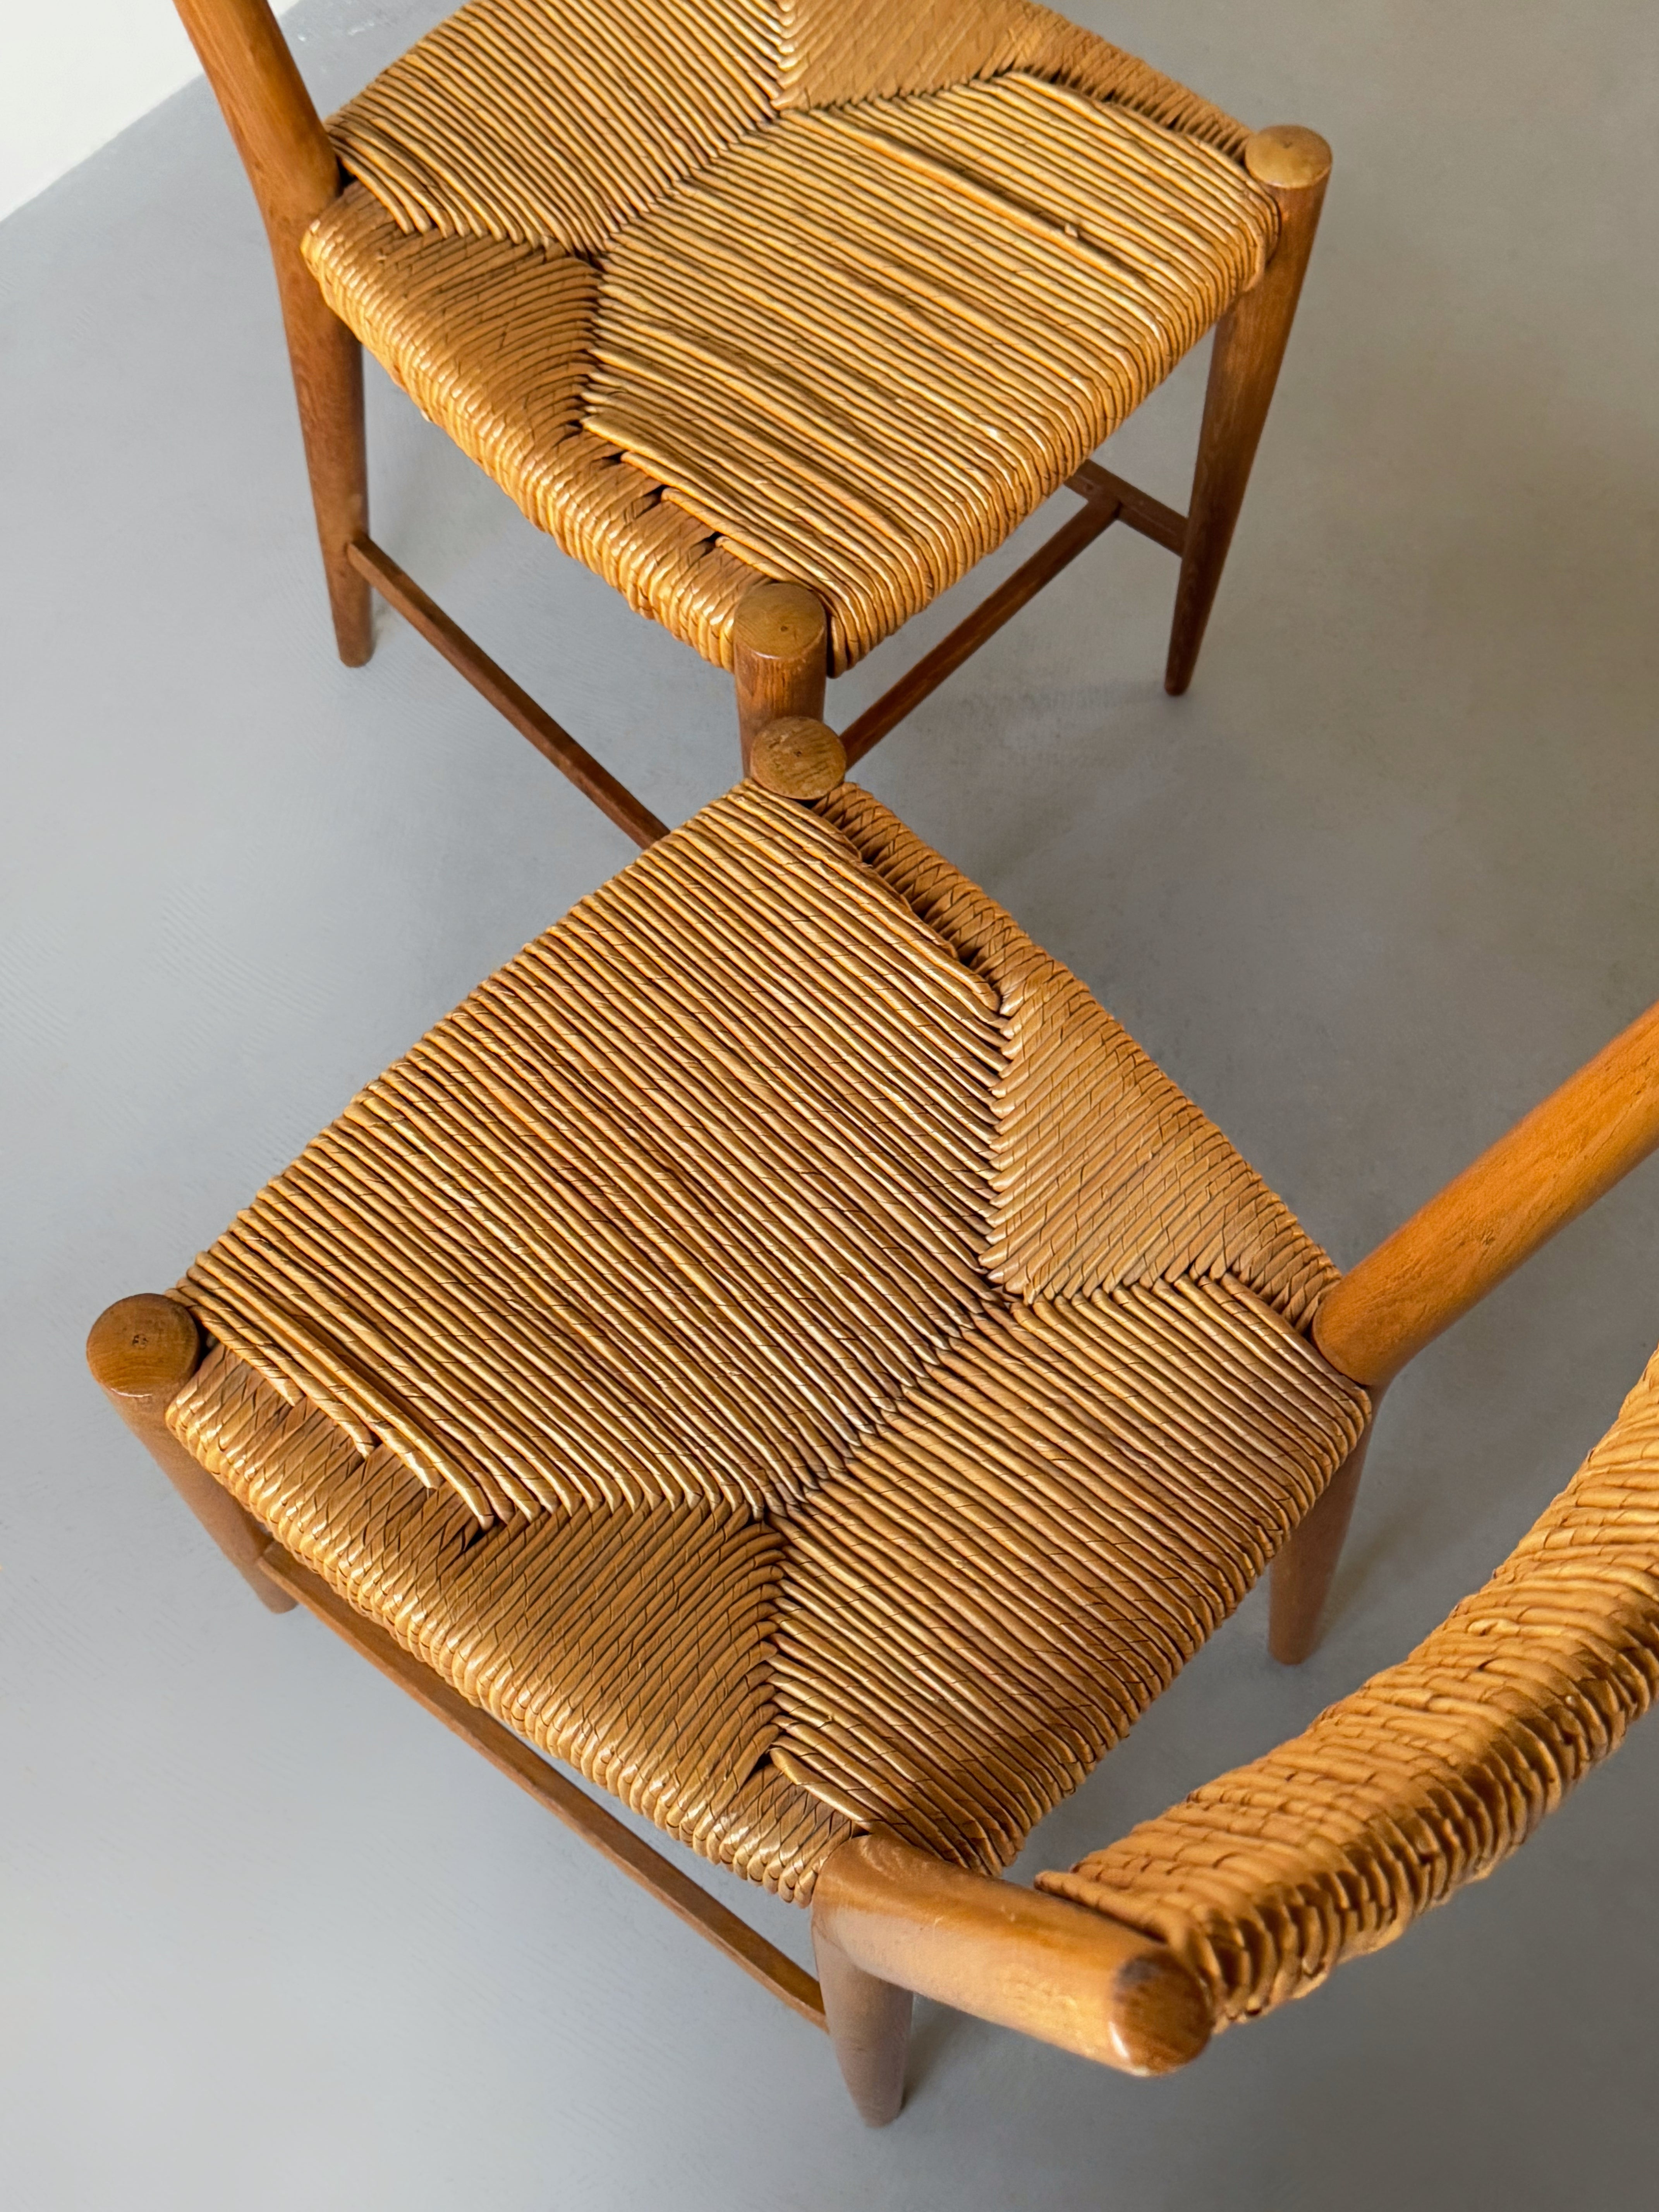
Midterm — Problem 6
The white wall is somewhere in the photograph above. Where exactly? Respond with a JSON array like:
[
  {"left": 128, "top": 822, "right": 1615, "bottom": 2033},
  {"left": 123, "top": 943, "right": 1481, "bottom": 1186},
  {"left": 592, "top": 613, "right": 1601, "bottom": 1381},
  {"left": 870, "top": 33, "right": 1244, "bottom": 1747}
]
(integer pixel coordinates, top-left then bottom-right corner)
[{"left": 1, "top": 1, "right": 286, "bottom": 224}]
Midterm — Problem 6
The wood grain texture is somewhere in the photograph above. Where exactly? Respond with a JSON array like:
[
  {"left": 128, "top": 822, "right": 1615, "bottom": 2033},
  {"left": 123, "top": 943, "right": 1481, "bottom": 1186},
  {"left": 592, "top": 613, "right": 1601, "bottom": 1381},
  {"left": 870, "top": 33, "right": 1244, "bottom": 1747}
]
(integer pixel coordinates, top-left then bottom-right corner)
[
  {"left": 812, "top": 1926, "right": 913, "bottom": 2125},
  {"left": 259, "top": 1545, "right": 828, "bottom": 2027},
  {"left": 1267, "top": 1411, "right": 1379, "bottom": 1663},
  {"left": 1314, "top": 996, "right": 1659, "bottom": 1387},
  {"left": 347, "top": 538, "right": 666, "bottom": 847},
  {"left": 813, "top": 1829, "right": 1212, "bottom": 2073},
  {"left": 172, "top": 0, "right": 371, "bottom": 663},
  {"left": 732, "top": 583, "right": 829, "bottom": 770},
  {"left": 748, "top": 716, "right": 847, "bottom": 799},
  {"left": 1164, "top": 125, "right": 1331, "bottom": 695},
  {"left": 86, "top": 1295, "right": 294, "bottom": 1612}
]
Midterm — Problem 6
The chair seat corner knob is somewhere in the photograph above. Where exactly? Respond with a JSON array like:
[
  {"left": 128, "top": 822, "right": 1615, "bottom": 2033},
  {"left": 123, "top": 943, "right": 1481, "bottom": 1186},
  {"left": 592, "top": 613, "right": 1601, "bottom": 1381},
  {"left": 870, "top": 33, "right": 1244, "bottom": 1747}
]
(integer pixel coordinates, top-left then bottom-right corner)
[{"left": 748, "top": 716, "right": 848, "bottom": 800}]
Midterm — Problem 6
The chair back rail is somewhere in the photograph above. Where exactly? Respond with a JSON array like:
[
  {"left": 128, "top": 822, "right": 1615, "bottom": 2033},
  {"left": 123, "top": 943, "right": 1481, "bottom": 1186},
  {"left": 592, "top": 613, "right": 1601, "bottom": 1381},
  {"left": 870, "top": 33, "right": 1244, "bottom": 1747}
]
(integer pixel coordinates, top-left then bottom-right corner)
[
  {"left": 174, "top": 0, "right": 341, "bottom": 248},
  {"left": 1316, "top": 994, "right": 1659, "bottom": 1386}
]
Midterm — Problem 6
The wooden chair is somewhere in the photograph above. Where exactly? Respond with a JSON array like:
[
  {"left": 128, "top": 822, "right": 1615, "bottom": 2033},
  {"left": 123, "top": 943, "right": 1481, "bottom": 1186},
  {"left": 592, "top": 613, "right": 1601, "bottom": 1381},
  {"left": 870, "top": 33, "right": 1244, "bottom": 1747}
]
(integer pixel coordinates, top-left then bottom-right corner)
[
  {"left": 175, "top": 0, "right": 1331, "bottom": 834},
  {"left": 90, "top": 721, "right": 1659, "bottom": 2121}
]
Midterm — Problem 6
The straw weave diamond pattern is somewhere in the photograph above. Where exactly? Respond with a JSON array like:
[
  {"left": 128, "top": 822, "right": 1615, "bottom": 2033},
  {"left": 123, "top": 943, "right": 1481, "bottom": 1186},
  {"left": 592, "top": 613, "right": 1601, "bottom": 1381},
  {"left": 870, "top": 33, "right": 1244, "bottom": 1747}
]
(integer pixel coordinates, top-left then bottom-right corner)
[
  {"left": 298, "top": 0, "right": 1277, "bottom": 670},
  {"left": 166, "top": 785, "right": 1366, "bottom": 1899}
]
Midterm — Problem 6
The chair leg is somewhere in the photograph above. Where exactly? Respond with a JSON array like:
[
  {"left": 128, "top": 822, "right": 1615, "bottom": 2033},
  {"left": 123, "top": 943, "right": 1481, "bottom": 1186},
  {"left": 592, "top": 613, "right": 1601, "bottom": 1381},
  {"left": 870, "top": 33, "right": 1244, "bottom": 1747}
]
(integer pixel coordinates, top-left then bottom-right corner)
[
  {"left": 274, "top": 268, "right": 373, "bottom": 668},
  {"left": 1268, "top": 1412, "right": 1377, "bottom": 1664},
  {"left": 87, "top": 1295, "right": 294, "bottom": 1613},
  {"left": 172, "top": 0, "right": 373, "bottom": 665},
  {"left": 732, "top": 582, "right": 828, "bottom": 773},
  {"left": 1165, "top": 126, "right": 1332, "bottom": 697},
  {"left": 812, "top": 1924, "right": 913, "bottom": 2127}
]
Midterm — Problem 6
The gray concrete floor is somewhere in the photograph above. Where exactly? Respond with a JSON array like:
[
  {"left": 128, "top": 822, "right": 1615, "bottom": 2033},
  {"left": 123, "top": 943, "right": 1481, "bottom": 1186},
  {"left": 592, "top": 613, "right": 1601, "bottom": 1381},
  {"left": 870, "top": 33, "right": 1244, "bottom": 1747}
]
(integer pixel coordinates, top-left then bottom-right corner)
[{"left": 6, "top": 2, "right": 1659, "bottom": 2204}]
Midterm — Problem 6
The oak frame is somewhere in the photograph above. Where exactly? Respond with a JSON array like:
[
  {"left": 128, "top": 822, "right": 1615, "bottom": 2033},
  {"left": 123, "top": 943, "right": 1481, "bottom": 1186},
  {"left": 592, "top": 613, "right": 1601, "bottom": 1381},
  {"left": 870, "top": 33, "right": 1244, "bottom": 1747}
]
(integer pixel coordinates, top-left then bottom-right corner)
[{"left": 173, "top": 0, "right": 1331, "bottom": 832}]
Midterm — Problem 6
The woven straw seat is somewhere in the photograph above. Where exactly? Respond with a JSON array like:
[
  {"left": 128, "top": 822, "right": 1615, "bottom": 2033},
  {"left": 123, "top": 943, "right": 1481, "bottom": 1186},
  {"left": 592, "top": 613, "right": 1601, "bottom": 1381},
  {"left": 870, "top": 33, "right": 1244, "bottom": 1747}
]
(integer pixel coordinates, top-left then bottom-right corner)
[
  {"left": 175, "top": 0, "right": 1334, "bottom": 828},
  {"left": 93, "top": 733, "right": 1659, "bottom": 2114},
  {"left": 303, "top": 11, "right": 1276, "bottom": 671},
  {"left": 154, "top": 775, "right": 1364, "bottom": 1896}
]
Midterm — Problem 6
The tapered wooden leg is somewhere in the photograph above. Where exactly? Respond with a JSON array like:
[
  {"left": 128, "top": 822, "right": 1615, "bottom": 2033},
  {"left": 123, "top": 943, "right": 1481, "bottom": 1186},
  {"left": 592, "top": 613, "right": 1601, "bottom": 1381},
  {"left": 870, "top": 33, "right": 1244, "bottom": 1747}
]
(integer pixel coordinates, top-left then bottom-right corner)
[
  {"left": 732, "top": 582, "right": 828, "bottom": 773},
  {"left": 1269, "top": 1410, "right": 1378, "bottom": 1664},
  {"left": 87, "top": 1295, "right": 294, "bottom": 1613},
  {"left": 1164, "top": 126, "right": 1332, "bottom": 697},
  {"left": 172, "top": 0, "right": 373, "bottom": 666},
  {"left": 812, "top": 1924, "right": 913, "bottom": 2127},
  {"left": 276, "top": 271, "right": 373, "bottom": 667}
]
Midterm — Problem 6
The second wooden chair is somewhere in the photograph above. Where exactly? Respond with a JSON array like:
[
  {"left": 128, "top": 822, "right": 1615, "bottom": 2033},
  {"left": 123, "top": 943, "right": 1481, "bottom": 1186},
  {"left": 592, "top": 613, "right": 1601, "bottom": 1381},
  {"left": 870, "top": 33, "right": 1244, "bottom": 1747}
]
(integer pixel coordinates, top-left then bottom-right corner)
[{"left": 175, "top": 0, "right": 1331, "bottom": 835}]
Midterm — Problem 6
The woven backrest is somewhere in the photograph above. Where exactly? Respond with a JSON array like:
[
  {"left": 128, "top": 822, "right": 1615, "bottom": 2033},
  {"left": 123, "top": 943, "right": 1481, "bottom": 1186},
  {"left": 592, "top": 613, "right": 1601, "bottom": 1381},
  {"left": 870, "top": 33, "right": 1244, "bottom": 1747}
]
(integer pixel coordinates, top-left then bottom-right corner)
[{"left": 1041, "top": 1340, "right": 1659, "bottom": 2021}]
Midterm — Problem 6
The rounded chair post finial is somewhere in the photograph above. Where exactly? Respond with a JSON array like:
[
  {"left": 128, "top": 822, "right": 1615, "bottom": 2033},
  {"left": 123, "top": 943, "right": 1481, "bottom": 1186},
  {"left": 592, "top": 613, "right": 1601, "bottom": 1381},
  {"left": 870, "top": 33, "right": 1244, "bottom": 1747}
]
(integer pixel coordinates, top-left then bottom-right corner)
[
  {"left": 732, "top": 579, "right": 829, "bottom": 664},
  {"left": 748, "top": 716, "right": 848, "bottom": 800},
  {"left": 732, "top": 580, "right": 829, "bottom": 770},
  {"left": 88, "top": 1293, "right": 293, "bottom": 1613},
  {"left": 86, "top": 1294, "right": 203, "bottom": 1405},
  {"left": 1243, "top": 125, "right": 1333, "bottom": 193}
]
